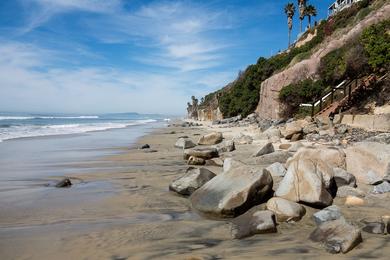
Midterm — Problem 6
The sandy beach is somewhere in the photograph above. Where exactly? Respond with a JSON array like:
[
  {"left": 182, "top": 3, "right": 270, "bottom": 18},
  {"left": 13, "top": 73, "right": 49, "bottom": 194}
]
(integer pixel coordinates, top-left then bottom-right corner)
[{"left": 1, "top": 122, "right": 389, "bottom": 260}]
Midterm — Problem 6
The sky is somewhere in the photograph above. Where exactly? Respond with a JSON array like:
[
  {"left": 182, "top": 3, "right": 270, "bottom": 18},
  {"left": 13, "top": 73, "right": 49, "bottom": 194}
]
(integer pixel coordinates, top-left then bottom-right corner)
[{"left": 0, "top": 0, "right": 334, "bottom": 115}]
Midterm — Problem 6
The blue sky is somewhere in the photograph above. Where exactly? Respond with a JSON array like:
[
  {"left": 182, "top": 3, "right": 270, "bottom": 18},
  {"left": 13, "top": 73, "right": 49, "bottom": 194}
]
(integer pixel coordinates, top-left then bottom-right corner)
[{"left": 0, "top": 0, "right": 333, "bottom": 115}]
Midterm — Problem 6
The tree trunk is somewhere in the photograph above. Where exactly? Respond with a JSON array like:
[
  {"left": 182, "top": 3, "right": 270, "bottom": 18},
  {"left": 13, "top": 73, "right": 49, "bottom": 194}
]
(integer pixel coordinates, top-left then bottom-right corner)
[
  {"left": 308, "top": 16, "right": 311, "bottom": 28},
  {"left": 288, "top": 29, "right": 291, "bottom": 48}
]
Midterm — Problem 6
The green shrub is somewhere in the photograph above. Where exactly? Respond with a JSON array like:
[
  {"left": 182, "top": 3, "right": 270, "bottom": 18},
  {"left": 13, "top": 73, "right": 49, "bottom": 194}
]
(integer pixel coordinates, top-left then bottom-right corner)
[
  {"left": 319, "top": 48, "right": 347, "bottom": 85},
  {"left": 279, "top": 79, "right": 326, "bottom": 117},
  {"left": 360, "top": 20, "right": 390, "bottom": 70}
]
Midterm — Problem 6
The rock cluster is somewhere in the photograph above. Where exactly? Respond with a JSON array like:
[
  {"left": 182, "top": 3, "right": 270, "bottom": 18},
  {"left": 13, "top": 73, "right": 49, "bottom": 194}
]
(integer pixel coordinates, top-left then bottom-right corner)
[{"left": 168, "top": 119, "right": 390, "bottom": 254}]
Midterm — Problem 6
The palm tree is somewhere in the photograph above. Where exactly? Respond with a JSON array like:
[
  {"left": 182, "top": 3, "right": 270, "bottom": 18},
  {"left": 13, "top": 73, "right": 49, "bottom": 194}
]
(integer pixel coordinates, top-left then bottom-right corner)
[
  {"left": 284, "top": 3, "right": 296, "bottom": 48},
  {"left": 305, "top": 5, "right": 317, "bottom": 28},
  {"left": 298, "top": 0, "right": 307, "bottom": 32}
]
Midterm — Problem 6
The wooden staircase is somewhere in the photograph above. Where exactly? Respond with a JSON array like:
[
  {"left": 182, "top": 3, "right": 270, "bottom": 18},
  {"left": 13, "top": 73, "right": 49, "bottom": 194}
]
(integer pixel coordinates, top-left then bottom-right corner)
[{"left": 300, "top": 73, "right": 388, "bottom": 119}]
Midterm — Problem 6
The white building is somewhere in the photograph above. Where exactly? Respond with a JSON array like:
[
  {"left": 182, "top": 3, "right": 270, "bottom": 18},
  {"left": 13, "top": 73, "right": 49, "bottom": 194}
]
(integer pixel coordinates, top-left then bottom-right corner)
[{"left": 328, "top": 0, "right": 363, "bottom": 16}]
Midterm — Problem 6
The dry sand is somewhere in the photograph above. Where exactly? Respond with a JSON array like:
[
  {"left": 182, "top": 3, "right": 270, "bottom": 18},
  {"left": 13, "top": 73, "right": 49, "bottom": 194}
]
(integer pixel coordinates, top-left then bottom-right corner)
[{"left": 0, "top": 125, "right": 389, "bottom": 259}]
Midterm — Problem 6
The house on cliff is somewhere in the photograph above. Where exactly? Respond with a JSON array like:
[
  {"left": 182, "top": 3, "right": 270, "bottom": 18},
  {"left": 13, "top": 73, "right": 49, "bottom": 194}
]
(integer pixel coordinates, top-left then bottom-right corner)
[{"left": 328, "top": 0, "right": 362, "bottom": 16}]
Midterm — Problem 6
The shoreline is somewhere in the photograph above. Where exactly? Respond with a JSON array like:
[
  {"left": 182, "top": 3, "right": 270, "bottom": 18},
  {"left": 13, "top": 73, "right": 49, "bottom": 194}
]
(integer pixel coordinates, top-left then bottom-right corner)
[{"left": 1, "top": 121, "right": 389, "bottom": 259}]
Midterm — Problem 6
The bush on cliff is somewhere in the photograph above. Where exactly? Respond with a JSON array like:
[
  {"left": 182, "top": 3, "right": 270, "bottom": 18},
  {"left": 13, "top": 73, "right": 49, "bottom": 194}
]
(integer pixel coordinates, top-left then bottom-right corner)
[{"left": 360, "top": 20, "right": 390, "bottom": 71}]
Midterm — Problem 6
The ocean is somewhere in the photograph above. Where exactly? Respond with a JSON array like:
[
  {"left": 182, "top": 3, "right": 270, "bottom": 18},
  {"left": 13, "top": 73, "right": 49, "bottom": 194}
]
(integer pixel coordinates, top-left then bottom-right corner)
[{"left": 0, "top": 112, "right": 166, "bottom": 142}]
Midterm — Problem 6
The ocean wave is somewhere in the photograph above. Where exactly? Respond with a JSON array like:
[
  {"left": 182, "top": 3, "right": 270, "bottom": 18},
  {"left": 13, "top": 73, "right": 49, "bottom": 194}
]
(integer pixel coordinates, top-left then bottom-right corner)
[
  {"left": 0, "top": 119, "right": 157, "bottom": 142},
  {"left": 0, "top": 115, "right": 99, "bottom": 120}
]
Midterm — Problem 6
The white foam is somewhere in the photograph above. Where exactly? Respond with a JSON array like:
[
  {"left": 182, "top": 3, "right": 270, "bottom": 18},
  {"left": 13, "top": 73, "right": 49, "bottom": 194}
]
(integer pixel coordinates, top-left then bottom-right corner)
[
  {"left": 0, "top": 115, "right": 99, "bottom": 120},
  {"left": 0, "top": 119, "right": 156, "bottom": 142}
]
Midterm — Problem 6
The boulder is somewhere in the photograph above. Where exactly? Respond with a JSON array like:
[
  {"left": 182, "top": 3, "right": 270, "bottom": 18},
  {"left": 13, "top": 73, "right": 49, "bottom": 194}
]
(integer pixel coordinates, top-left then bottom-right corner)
[
  {"left": 233, "top": 134, "right": 253, "bottom": 145},
  {"left": 175, "top": 138, "right": 196, "bottom": 149},
  {"left": 258, "top": 127, "right": 281, "bottom": 140},
  {"left": 275, "top": 158, "right": 333, "bottom": 207},
  {"left": 190, "top": 165, "right": 273, "bottom": 218},
  {"left": 187, "top": 156, "right": 205, "bottom": 166},
  {"left": 184, "top": 147, "right": 218, "bottom": 160},
  {"left": 55, "top": 178, "right": 72, "bottom": 188},
  {"left": 345, "top": 196, "right": 365, "bottom": 206},
  {"left": 214, "top": 140, "right": 235, "bottom": 154},
  {"left": 336, "top": 186, "right": 365, "bottom": 198},
  {"left": 251, "top": 151, "right": 292, "bottom": 165},
  {"left": 169, "top": 167, "right": 216, "bottom": 196},
  {"left": 303, "top": 123, "right": 319, "bottom": 134},
  {"left": 372, "top": 181, "right": 390, "bottom": 194},
  {"left": 333, "top": 168, "right": 357, "bottom": 188},
  {"left": 264, "top": 162, "right": 287, "bottom": 177},
  {"left": 290, "top": 132, "right": 303, "bottom": 142},
  {"left": 198, "top": 132, "right": 223, "bottom": 145},
  {"left": 266, "top": 197, "right": 306, "bottom": 222},
  {"left": 345, "top": 142, "right": 390, "bottom": 184},
  {"left": 286, "top": 147, "right": 346, "bottom": 170},
  {"left": 282, "top": 120, "right": 308, "bottom": 139},
  {"left": 231, "top": 209, "right": 277, "bottom": 239},
  {"left": 252, "top": 142, "right": 274, "bottom": 157},
  {"left": 362, "top": 221, "right": 385, "bottom": 234},
  {"left": 313, "top": 205, "right": 343, "bottom": 225},
  {"left": 309, "top": 218, "right": 362, "bottom": 254}
]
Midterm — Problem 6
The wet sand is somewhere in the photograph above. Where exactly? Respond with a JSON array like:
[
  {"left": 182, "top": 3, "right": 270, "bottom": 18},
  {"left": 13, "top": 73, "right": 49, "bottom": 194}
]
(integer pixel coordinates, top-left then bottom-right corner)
[{"left": 0, "top": 125, "right": 389, "bottom": 259}]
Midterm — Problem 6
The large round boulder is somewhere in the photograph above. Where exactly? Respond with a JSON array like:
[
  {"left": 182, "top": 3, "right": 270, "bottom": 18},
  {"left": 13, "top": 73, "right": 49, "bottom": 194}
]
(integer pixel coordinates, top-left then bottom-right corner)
[
  {"left": 190, "top": 165, "right": 273, "bottom": 218},
  {"left": 198, "top": 132, "right": 223, "bottom": 145}
]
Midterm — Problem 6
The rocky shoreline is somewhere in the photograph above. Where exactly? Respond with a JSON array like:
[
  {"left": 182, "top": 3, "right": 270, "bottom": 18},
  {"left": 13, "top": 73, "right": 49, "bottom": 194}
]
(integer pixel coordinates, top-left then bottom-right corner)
[{"left": 168, "top": 115, "right": 390, "bottom": 255}]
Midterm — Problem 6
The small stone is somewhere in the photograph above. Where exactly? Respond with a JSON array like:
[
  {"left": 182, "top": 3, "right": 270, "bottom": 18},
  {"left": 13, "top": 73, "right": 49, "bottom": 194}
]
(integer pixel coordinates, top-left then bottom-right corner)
[
  {"left": 337, "top": 125, "right": 348, "bottom": 135},
  {"left": 140, "top": 144, "right": 150, "bottom": 149},
  {"left": 55, "top": 178, "right": 72, "bottom": 188},
  {"left": 290, "top": 132, "right": 303, "bottom": 142},
  {"left": 175, "top": 138, "right": 196, "bottom": 149},
  {"left": 345, "top": 196, "right": 364, "bottom": 206},
  {"left": 279, "top": 143, "right": 292, "bottom": 150},
  {"left": 188, "top": 156, "right": 205, "bottom": 165},
  {"left": 313, "top": 205, "right": 343, "bottom": 225},
  {"left": 266, "top": 197, "right": 306, "bottom": 222},
  {"left": 333, "top": 168, "right": 356, "bottom": 188},
  {"left": 362, "top": 221, "right": 385, "bottom": 234}
]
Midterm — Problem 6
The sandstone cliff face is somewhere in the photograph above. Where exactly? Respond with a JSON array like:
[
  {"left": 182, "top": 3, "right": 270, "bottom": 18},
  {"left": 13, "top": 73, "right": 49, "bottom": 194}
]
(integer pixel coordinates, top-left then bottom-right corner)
[
  {"left": 256, "top": 4, "right": 390, "bottom": 119},
  {"left": 198, "top": 107, "right": 223, "bottom": 121}
]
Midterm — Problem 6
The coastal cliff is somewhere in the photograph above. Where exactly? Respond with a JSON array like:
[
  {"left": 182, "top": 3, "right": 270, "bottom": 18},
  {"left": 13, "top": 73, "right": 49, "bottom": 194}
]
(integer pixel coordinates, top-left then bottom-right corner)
[{"left": 189, "top": 0, "right": 389, "bottom": 121}]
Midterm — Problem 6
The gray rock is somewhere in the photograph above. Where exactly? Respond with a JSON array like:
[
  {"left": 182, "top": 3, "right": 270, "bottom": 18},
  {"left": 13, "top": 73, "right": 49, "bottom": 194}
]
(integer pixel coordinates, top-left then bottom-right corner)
[
  {"left": 198, "top": 132, "right": 223, "bottom": 145},
  {"left": 290, "top": 132, "right": 303, "bottom": 142},
  {"left": 275, "top": 158, "right": 333, "bottom": 207},
  {"left": 214, "top": 140, "right": 235, "bottom": 154},
  {"left": 252, "top": 142, "right": 274, "bottom": 157},
  {"left": 169, "top": 167, "right": 216, "bottom": 196},
  {"left": 190, "top": 165, "right": 273, "bottom": 218},
  {"left": 372, "top": 181, "right": 390, "bottom": 194},
  {"left": 233, "top": 134, "right": 253, "bottom": 145},
  {"left": 55, "top": 178, "right": 72, "bottom": 188},
  {"left": 365, "top": 133, "right": 390, "bottom": 144},
  {"left": 336, "top": 125, "right": 348, "bottom": 135},
  {"left": 259, "top": 127, "right": 281, "bottom": 140},
  {"left": 333, "top": 168, "right": 356, "bottom": 188},
  {"left": 362, "top": 221, "right": 385, "bottom": 234},
  {"left": 336, "top": 186, "right": 365, "bottom": 198},
  {"left": 187, "top": 156, "right": 205, "bottom": 166},
  {"left": 313, "top": 205, "right": 343, "bottom": 225},
  {"left": 231, "top": 209, "right": 277, "bottom": 239},
  {"left": 223, "top": 158, "right": 246, "bottom": 173},
  {"left": 205, "top": 158, "right": 224, "bottom": 167},
  {"left": 184, "top": 147, "right": 218, "bottom": 160},
  {"left": 175, "top": 138, "right": 196, "bottom": 149},
  {"left": 264, "top": 162, "right": 287, "bottom": 177},
  {"left": 266, "top": 197, "right": 306, "bottom": 222},
  {"left": 303, "top": 123, "right": 319, "bottom": 134},
  {"left": 140, "top": 144, "right": 150, "bottom": 149},
  {"left": 309, "top": 218, "right": 362, "bottom": 254}
]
